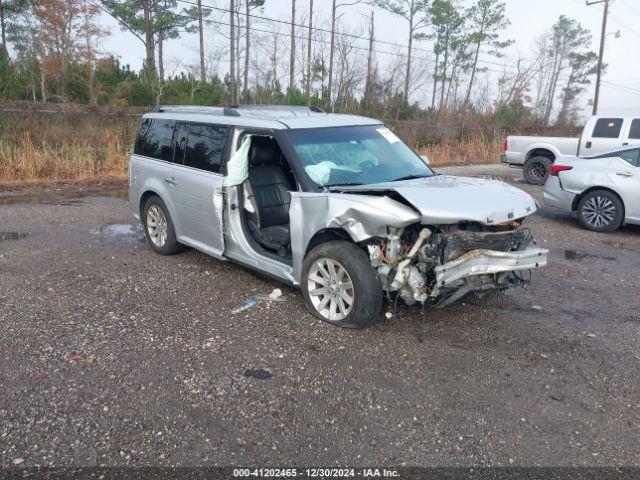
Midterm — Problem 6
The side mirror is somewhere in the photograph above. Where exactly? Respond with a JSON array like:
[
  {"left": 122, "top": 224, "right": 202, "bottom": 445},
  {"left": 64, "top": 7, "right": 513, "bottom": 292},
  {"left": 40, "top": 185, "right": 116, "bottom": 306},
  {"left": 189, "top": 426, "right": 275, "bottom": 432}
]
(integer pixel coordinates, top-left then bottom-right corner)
[{"left": 420, "top": 154, "right": 430, "bottom": 165}]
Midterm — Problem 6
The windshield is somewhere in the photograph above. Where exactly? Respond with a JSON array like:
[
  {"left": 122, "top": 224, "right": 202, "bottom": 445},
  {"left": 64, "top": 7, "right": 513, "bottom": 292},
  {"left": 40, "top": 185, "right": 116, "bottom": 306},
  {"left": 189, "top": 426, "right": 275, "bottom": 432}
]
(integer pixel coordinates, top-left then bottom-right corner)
[{"left": 286, "top": 125, "right": 434, "bottom": 187}]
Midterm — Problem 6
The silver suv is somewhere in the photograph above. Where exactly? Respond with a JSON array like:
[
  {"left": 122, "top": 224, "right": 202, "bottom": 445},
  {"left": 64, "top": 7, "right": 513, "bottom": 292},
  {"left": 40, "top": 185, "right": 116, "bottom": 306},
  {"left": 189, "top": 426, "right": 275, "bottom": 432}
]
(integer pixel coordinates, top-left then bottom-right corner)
[{"left": 129, "top": 105, "right": 548, "bottom": 328}]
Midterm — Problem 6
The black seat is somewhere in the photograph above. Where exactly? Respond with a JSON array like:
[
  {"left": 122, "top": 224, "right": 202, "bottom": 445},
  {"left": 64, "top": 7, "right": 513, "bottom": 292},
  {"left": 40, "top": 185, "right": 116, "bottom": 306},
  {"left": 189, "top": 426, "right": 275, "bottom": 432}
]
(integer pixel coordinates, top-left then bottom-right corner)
[{"left": 246, "top": 137, "right": 291, "bottom": 251}]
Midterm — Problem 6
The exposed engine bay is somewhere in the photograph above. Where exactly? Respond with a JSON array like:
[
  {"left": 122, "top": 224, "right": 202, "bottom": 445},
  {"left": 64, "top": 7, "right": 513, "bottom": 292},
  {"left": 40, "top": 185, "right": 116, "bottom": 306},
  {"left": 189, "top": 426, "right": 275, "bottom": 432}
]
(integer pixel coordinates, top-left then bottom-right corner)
[{"left": 365, "top": 220, "right": 548, "bottom": 308}]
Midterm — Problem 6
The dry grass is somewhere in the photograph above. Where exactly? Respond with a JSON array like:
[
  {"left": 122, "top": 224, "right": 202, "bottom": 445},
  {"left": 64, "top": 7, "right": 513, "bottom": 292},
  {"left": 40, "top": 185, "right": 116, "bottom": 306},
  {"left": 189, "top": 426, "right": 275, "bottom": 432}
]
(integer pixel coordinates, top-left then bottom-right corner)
[
  {"left": 0, "top": 110, "right": 136, "bottom": 183},
  {"left": 0, "top": 108, "right": 504, "bottom": 185},
  {"left": 0, "top": 131, "right": 130, "bottom": 182},
  {"left": 419, "top": 135, "right": 502, "bottom": 167}
]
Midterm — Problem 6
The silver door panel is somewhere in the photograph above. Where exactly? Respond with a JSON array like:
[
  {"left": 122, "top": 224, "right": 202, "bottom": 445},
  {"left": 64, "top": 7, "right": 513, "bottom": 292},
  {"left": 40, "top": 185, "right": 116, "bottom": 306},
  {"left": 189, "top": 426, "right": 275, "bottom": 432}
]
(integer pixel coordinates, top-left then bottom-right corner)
[{"left": 168, "top": 163, "right": 226, "bottom": 257}]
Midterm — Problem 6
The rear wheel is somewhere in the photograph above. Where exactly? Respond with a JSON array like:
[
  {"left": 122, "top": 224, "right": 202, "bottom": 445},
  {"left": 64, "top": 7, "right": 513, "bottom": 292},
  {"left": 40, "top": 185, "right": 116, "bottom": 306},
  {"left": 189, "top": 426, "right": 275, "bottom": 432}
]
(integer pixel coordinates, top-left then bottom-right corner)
[
  {"left": 302, "top": 241, "right": 382, "bottom": 329},
  {"left": 577, "top": 190, "right": 624, "bottom": 232},
  {"left": 143, "top": 195, "right": 183, "bottom": 254},
  {"left": 523, "top": 156, "right": 552, "bottom": 185}
]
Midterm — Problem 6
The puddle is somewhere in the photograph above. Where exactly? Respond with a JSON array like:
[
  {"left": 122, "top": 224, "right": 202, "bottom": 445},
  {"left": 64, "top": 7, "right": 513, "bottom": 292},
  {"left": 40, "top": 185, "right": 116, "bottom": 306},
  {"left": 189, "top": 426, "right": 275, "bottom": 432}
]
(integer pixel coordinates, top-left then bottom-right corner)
[
  {"left": 564, "top": 249, "right": 616, "bottom": 261},
  {"left": 0, "top": 187, "right": 127, "bottom": 206},
  {"left": 0, "top": 231, "right": 29, "bottom": 241},
  {"left": 90, "top": 223, "right": 144, "bottom": 242}
]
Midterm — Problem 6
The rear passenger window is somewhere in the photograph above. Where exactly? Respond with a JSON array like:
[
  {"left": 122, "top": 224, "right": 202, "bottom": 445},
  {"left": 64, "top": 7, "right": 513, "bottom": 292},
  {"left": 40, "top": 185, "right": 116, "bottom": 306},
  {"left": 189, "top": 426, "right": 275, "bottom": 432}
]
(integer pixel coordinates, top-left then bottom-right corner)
[
  {"left": 618, "top": 149, "right": 640, "bottom": 167},
  {"left": 183, "top": 124, "right": 229, "bottom": 173},
  {"left": 592, "top": 118, "right": 623, "bottom": 138},
  {"left": 628, "top": 119, "right": 640, "bottom": 139},
  {"left": 135, "top": 118, "right": 176, "bottom": 161}
]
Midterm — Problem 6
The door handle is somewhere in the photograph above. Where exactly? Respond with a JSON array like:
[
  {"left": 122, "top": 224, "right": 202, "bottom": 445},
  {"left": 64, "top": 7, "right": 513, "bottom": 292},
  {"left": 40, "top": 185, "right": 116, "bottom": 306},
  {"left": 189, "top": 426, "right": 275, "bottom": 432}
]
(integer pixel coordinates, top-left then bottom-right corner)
[
  {"left": 164, "top": 177, "right": 178, "bottom": 185},
  {"left": 623, "top": 142, "right": 629, "bottom": 146},
  {"left": 616, "top": 171, "right": 633, "bottom": 177}
]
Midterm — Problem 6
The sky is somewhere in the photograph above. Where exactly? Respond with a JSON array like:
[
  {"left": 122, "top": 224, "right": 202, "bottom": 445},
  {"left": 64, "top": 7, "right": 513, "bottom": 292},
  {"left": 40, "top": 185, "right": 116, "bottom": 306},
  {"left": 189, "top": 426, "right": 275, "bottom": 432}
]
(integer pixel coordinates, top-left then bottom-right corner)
[{"left": 99, "top": 0, "right": 640, "bottom": 122}]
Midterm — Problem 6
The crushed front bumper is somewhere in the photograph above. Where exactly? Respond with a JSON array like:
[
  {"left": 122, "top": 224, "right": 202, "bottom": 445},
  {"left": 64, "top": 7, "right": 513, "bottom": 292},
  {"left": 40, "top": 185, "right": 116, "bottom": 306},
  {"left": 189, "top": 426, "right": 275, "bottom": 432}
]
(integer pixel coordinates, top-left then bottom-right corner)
[{"left": 435, "top": 247, "right": 549, "bottom": 287}]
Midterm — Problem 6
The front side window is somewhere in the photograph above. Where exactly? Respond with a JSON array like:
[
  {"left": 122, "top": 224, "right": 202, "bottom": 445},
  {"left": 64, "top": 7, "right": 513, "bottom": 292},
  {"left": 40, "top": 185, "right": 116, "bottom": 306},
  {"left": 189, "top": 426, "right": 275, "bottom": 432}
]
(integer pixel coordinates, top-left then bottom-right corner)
[
  {"left": 618, "top": 149, "right": 639, "bottom": 167},
  {"left": 628, "top": 119, "right": 640, "bottom": 139},
  {"left": 134, "top": 118, "right": 176, "bottom": 161},
  {"left": 592, "top": 118, "right": 623, "bottom": 138},
  {"left": 285, "top": 125, "right": 433, "bottom": 187},
  {"left": 183, "top": 124, "right": 229, "bottom": 173}
]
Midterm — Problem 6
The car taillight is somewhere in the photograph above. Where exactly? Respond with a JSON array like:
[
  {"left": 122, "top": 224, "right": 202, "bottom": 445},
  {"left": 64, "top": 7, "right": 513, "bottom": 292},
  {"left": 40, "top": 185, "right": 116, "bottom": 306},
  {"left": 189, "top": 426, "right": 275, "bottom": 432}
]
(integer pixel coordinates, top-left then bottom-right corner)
[
  {"left": 503, "top": 139, "right": 508, "bottom": 152},
  {"left": 550, "top": 165, "right": 573, "bottom": 176}
]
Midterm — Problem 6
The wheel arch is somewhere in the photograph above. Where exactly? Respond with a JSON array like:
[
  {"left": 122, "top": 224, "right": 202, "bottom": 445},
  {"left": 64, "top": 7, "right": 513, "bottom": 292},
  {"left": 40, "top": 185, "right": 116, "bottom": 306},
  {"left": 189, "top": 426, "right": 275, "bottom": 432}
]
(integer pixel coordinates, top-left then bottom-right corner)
[
  {"left": 139, "top": 190, "right": 180, "bottom": 235},
  {"left": 526, "top": 148, "right": 556, "bottom": 162},
  {"left": 304, "top": 228, "right": 355, "bottom": 256},
  {"left": 572, "top": 186, "right": 626, "bottom": 218},
  {"left": 139, "top": 190, "right": 162, "bottom": 220}
]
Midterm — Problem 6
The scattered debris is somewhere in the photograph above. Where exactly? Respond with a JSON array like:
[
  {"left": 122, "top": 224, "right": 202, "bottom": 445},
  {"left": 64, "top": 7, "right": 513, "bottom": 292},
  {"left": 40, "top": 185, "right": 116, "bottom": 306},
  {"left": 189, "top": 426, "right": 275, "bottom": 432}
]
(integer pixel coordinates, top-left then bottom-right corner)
[
  {"left": 243, "top": 369, "right": 272, "bottom": 380},
  {"left": 565, "top": 249, "right": 616, "bottom": 261},
  {"left": 586, "top": 333, "right": 597, "bottom": 338},
  {"left": 231, "top": 300, "right": 257, "bottom": 314},
  {"left": 69, "top": 352, "right": 86, "bottom": 363},
  {"left": 256, "top": 288, "right": 286, "bottom": 302},
  {"left": 0, "top": 232, "right": 29, "bottom": 242},
  {"left": 12, "top": 458, "right": 24, "bottom": 466},
  {"left": 532, "top": 305, "right": 542, "bottom": 311},
  {"left": 549, "top": 394, "right": 565, "bottom": 402},
  {"left": 308, "top": 344, "right": 322, "bottom": 352},
  {"left": 385, "top": 311, "right": 393, "bottom": 319}
]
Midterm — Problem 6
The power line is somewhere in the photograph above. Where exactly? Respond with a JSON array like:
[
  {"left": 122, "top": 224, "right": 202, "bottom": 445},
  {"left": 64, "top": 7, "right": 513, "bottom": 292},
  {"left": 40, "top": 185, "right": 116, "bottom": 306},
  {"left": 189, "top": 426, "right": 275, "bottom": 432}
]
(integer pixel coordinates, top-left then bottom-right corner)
[
  {"left": 123, "top": 3, "right": 524, "bottom": 78},
  {"left": 173, "top": 0, "right": 520, "bottom": 73},
  {"left": 617, "top": 0, "right": 640, "bottom": 18},
  {"left": 601, "top": 80, "right": 640, "bottom": 96}
]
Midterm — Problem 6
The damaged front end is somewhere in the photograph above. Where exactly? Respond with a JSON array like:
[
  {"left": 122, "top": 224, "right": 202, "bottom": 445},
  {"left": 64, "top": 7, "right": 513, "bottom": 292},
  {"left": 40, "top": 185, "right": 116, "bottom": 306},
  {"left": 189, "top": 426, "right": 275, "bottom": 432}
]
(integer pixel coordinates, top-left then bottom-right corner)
[{"left": 367, "top": 222, "right": 548, "bottom": 308}]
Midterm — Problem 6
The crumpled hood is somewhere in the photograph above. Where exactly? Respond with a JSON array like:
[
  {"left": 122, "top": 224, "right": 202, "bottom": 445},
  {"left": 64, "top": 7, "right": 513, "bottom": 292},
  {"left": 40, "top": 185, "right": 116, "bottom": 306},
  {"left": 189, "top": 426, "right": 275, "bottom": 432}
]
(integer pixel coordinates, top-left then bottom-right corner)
[{"left": 330, "top": 175, "right": 537, "bottom": 225}]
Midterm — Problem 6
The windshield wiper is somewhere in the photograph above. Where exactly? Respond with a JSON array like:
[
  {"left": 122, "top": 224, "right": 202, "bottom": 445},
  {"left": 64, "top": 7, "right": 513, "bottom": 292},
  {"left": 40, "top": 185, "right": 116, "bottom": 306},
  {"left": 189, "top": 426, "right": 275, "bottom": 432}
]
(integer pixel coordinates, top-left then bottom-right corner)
[
  {"left": 389, "top": 174, "right": 431, "bottom": 182},
  {"left": 324, "top": 182, "right": 365, "bottom": 189}
]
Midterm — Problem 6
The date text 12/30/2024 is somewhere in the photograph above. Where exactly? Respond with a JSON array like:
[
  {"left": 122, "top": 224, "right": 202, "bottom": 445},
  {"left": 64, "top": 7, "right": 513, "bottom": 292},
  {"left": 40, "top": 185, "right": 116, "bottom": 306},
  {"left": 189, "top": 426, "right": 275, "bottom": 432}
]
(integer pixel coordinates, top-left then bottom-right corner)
[{"left": 233, "top": 468, "right": 400, "bottom": 478}]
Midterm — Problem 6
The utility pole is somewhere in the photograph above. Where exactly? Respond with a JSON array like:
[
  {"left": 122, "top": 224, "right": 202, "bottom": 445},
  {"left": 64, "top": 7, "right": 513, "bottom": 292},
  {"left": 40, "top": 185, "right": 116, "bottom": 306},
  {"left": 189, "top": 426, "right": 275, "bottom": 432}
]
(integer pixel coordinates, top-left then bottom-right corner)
[
  {"left": 230, "top": 0, "right": 237, "bottom": 105},
  {"left": 588, "top": 0, "right": 609, "bottom": 115},
  {"left": 364, "top": 10, "right": 375, "bottom": 107},
  {"left": 289, "top": 0, "right": 296, "bottom": 92},
  {"left": 305, "top": 0, "right": 313, "bottom": 106}
]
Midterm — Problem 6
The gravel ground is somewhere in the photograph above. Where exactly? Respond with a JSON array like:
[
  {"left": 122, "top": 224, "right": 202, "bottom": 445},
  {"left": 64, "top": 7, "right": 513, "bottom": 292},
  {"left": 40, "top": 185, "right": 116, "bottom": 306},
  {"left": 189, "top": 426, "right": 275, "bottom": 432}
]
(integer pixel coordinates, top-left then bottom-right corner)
[{"left": 1, "top": 164, "right": 640, "bottom": 468}]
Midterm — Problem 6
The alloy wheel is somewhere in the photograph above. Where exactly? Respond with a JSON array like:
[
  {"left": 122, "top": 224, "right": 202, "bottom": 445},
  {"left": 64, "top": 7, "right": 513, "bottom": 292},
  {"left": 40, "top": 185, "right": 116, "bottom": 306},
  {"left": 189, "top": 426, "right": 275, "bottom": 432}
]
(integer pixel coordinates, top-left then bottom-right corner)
[
  {"left": 307, "top": 258, "right": 355, "bottom": 322},
  {"left": 582, "top": 196, "right": 616, "bottom": 229},
  {"left": 146, "top": 205, "right": 168, "bottom": 247},
  {"left": 527, "top": 161, "right": 547, "bottom": 182}
]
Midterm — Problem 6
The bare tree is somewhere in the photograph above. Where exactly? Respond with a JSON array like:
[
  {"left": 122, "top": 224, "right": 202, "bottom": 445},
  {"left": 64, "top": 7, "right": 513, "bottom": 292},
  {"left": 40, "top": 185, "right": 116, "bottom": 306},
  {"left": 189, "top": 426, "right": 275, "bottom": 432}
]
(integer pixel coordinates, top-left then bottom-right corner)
[
  {"left": 289, "top": 0, "right": 295, "bottom": 91},
  {"left": 371, "top": 0, "right": 430, "bottom": 102},
  {"left": 305, "top": 0, "right": 313, "bottom": 104},
  {"left": 327, "top": 0, "right": 363, "bottom": 107},
  {"left": 197, "top": 0, "right": 205, "bottom": 81}
]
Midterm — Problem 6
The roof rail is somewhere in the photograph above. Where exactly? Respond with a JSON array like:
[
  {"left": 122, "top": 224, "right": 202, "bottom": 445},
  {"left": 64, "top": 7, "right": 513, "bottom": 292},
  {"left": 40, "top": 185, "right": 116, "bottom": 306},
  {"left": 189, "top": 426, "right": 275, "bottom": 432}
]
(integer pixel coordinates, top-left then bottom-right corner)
[{"left": 151, "top": 104, "right": 328, "bottom": 119}]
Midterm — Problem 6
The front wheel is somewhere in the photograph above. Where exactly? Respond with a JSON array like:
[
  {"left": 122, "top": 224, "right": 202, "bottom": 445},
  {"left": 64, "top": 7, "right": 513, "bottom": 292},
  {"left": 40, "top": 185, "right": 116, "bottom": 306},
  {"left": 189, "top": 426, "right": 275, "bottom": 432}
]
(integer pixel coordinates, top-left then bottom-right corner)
[
  {"left": 301, "top": 241, "right": 382, "bottom": 329},
  {"left": 577, "top": 190, "right": 624, "bottom": 232},
  {"left": 523, "top": 156, "right": 552, "bottom": 185}
]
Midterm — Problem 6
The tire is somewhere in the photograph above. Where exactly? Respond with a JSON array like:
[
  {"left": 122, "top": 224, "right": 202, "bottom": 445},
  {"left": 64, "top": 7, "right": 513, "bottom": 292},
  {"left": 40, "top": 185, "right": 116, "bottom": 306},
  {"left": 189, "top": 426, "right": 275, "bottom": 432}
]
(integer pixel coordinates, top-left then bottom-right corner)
[
  {"left": 577, "top": 189, "right": 624, "bottom": 232},
  {"left": 301, "top": 240, "right": 382, "bottom": 329},
  {"left": 523, "top": 156, "right": 552, "bottom": 185},
  {"left": 142, "top": 195, "right": 183, "bottom": 255}
]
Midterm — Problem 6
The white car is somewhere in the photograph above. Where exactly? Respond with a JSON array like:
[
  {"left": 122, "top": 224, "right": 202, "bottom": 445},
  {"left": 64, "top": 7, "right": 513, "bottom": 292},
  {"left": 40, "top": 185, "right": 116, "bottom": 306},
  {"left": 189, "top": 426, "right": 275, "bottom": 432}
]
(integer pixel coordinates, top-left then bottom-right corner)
[
  {"left": 543, "top": 147, "right": 640, "bottom": 232},
  {"left": 503, "top": 115, "right": 640, "bottom": 184}
]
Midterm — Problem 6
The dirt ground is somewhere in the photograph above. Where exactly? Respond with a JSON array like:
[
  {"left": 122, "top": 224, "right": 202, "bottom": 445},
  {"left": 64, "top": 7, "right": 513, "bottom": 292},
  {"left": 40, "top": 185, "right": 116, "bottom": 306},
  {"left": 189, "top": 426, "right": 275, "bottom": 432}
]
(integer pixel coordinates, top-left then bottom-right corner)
[{"left": 1, "top": 164, "right": 639, "bottom": 468}]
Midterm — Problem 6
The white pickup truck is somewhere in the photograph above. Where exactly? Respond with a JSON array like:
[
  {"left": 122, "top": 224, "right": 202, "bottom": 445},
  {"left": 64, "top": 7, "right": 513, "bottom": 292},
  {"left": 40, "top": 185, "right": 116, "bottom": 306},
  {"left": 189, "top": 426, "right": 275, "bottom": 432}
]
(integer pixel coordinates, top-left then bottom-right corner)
[{"left": 501, "top": 115, "right": 640, "bottom": 184}]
